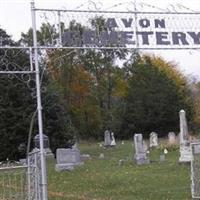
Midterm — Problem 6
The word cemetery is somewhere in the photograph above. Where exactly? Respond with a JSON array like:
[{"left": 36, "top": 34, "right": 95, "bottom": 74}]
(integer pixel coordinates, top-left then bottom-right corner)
[{"left": 63, "top": 17, "right": 200, "bottom": 47}]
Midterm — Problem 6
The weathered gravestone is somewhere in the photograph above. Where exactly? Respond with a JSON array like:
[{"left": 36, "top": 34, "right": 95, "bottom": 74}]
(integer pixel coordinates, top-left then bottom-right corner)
[
  {"left": 160, "top": 154, "right": 165, "bottom": 162},
  {"left": 80, "top": 154, "right": 91, "bottom": 161},
  {"left": 104, "top": 130, "right": 111, "bottom": 147},
  {"left": 149, "top": 132, "right": 158, "bottom": 148},
  {"left": 99, "top": 153, "right": 105, "bottom": 159},
  {"left": 168, "top": 132, "right": 176, "bottom": 145},
  {"left": 179, "top": 110, "right": 192, "bottom": 163},
  {"left": 34, "top": 134, "right": 54, "bottom": 158},
  {"left": 55, "top": 148, "right": 83, "bottom": 171},
  {"left": 134, "top": 134, "right": 149, "bottom": 165}
]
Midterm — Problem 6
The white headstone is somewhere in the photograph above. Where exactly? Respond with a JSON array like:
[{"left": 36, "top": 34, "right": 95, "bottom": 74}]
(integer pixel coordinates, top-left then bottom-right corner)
[
  {"left": 149, "top": 132, "right": 158, "bottom": 148},
  {"left": 179, "top": 110, "right": 192, "bottom": 163},
  {"left": 55, "top": 148, "right": 83, "bottom": 171},
  {"left": 168, "top": 132, "right": 176, "bottom": 145},
  {"left": 134, "top": 134, "right": 149, "bottom": 165},
  {"left": 99, "top": 153, "right": 105, "bottom": 159},
  {"left": 118, "top": 159, "right": 125, "bottom": 166},
  {"left": 110, "top": 132, "right": 116, "bottom": 146},
  {"left": 179, "top": 110, "right": 189, "bottom": 144}
]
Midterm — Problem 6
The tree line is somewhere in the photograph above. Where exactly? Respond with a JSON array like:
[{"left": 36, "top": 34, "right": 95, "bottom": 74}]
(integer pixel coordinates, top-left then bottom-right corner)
[{"left": 0, "top": 19, "right": 199, "bottom": 160}]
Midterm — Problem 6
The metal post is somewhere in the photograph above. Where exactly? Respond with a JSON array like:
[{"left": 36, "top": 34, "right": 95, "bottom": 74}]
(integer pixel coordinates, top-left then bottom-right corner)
[
  {"left": 134, "top": 0, "right": 139, "bottom": 48},
  {"left": 31, "top": 1, "right": 48, "bottom": 200},
  {"left": 29, "top": 47, "right": 33, "bottom": 71},
  {"left": 34, "top": 152, "right": 40, "bottom": 200},
  {"left": 27, "top": 155, "right": 31, "bottom": 200}
]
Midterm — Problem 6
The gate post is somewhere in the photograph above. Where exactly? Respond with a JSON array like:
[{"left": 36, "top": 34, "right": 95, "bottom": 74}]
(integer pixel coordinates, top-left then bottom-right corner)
[{"left": 31, "top": 1, "right": 48, "bottom": 200}]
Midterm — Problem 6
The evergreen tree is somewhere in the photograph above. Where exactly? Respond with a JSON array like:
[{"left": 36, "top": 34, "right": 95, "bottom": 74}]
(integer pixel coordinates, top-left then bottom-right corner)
[{"left": 0, "top": 28, "right": 74, "bottom": 160}]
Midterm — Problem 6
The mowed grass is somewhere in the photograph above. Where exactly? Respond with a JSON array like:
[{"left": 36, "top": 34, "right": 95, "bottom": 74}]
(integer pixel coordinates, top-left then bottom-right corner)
[{"left": 47, "top": 141, "right": 191, "bottom": 200}]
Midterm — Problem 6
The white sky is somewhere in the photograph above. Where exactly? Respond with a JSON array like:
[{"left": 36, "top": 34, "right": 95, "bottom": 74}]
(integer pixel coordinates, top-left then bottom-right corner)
[{"left": 0, "top": 0, "right": 200, "bottom": 79}]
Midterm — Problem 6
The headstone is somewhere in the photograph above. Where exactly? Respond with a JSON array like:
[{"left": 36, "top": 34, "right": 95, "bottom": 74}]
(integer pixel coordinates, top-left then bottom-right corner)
[
  {"left": 160, "top": 154, "right": 165, "bottom": 162},
  {"left": 118, "top": 159, "right": 125, "bottom": 166},
  {"left": 121, "top": 141, "right": 124, "bottom": 145},
  {"left": 168, "top": 132, "right": 176, "bottom": 145},
  {"left": 149, "top": 132, "right": 158, "bottom": 148},
  {"left": 99, "top": 153, "right": 105, "bottom": 159},
  {"left": 55, "top": 148, "right": 83, "bottom": 171},
  {"left": 133, "top": 134, "right": 149, "bottom": 165},
  {"left": 110, "top": 132, "right": 116, "bottom": 146},
  {"left": 34, "top": 134, "right": 54, "bottom": 158},
  {"left": 104, "top": 130, "right": 111, "bottom": 147},
  {"left": 179, "top": 110, "right": 192, "bottom": 163},
  {"left": 34, "top": 134, "right": 49, "bottom": 149},
  {"left": 179, "top": 110, "right": 189, "bottom": 144},
  {"left": 80, "top": 154, "right": 91, "bottom": 161}
]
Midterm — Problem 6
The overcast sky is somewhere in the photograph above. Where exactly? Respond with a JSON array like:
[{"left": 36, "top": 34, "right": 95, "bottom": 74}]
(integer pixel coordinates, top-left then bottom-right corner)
[{"left": 1, "top": 0, "right": 200, "bottom": 79}]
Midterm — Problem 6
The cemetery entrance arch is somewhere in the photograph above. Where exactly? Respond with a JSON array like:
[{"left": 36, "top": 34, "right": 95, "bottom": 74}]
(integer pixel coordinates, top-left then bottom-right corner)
[
  {"left": 1, "top": 1, "right": 200, "bottom": 199},
  {"left": 31, "top": 3, "right": 200, "bottom": 199}
]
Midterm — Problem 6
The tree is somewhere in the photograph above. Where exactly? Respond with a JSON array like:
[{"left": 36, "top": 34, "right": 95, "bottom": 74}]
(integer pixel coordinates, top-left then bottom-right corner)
[
  {"left": 47, "top": 50, "right": 102, "bottom": 138},
  {"left": 41, "top": 81, "right": 76, "bottom": 154},
  {"left": 20, "top": 23, "right": 58, "bottom": 46},
  {"left": 40, "top": 19, "right": 129, "bottom": 139},
  {"left": 187, "top": 77, "right": 200, "bottom": 133},
  {"left": 0, "top": 28, "right": 74, "bottom": 160},
  {"left": 121, "top": 54, "right": 193, "bottom": 138}
]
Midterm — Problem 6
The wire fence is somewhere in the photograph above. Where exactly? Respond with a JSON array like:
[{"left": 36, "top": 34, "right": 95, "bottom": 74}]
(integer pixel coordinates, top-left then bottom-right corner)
[
  {"left": 0, "top": 163, "right": 27, "bottom": 200},
  {"left": 0, "top": 150, "right": 41, "bottom": 200},
  {"left": 191, "top": 142, "right": 200, "bottom": 199}
]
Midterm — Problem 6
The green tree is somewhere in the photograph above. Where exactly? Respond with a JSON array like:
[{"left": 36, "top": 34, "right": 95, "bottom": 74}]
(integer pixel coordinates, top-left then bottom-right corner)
[
  {"left": 121, "top": 54, "right": 193, "bottom": 138},
  {"left": 20, "top": 23, "right": 58, "bottom": 46},
  {"left": 0, "top": 28, "right": 74, "bottom": 160},
  {"left": 187, "top": 77, "right": 200, "bottom": 133},
  {"left": 39, "top": 19, "right": 129, "bottom": 139}
]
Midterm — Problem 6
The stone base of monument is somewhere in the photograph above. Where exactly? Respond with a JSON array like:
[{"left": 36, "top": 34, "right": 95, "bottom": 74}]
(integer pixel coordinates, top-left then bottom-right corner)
[
  {"left": 55, "top": 162, "right": 84, "bottom": 171},
  {"left": 134, "top": 153, "right": 150, "bottom": 165},
  {"left": 179, "top": 145, "right": 192, "bottom": 163}
]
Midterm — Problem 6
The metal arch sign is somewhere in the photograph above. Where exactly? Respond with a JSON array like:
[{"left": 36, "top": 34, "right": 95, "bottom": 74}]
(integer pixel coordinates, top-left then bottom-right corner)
[{"left": 59, "top": 11, "right": 200, "bottom": 49}]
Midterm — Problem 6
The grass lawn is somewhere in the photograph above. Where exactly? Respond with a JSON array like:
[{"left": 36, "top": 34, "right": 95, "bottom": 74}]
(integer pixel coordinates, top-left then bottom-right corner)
[{"left": 47, "top": 141, "right": 191, "bottom": 200}]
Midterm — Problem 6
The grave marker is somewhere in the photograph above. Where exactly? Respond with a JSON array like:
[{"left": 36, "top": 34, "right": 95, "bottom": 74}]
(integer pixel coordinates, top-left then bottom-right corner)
[{"left": 134, "top": 134, "right": 149, "bottom": 165}]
